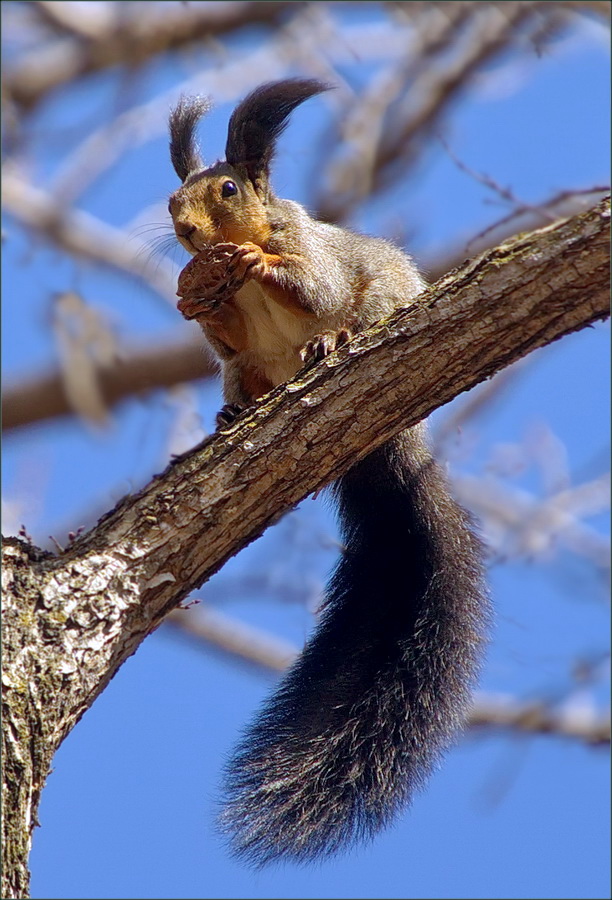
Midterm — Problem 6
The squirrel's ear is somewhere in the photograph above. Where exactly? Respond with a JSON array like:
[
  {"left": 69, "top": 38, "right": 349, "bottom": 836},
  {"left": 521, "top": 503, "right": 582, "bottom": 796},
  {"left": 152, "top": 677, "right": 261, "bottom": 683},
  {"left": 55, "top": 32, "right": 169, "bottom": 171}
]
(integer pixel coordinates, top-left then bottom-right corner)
[
  {"left": 225, "top": 78, "right": 331, "bottom": 196},
  {"left": 169, "top": 96, "right": 211, "bottom": 182}
]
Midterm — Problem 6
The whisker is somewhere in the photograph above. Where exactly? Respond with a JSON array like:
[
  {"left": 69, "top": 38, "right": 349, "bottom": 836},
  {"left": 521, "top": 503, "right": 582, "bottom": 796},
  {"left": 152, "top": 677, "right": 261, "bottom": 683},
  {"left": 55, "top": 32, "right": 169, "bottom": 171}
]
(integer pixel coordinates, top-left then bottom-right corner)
[
  {"left": 135, "top": 233, "right": 186, "bottom": 272},
  {"left": 131, "top": 222, "right": 175, "bottom": 238}
]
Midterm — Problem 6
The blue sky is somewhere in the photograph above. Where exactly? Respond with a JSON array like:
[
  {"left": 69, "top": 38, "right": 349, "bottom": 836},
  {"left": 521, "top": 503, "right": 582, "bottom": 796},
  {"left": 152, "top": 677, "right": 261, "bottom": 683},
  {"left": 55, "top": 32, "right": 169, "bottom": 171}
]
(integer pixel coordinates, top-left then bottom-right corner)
[{"left": 2, "top": 5, "right": 610, "bottom": 899}]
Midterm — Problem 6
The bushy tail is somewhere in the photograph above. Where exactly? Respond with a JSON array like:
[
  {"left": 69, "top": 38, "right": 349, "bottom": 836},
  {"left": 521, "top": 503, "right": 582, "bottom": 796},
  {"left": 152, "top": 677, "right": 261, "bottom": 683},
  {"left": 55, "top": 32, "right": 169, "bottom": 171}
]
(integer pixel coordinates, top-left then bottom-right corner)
[{"left": 220, "top": 425, "right": 489, "bottom": 865}]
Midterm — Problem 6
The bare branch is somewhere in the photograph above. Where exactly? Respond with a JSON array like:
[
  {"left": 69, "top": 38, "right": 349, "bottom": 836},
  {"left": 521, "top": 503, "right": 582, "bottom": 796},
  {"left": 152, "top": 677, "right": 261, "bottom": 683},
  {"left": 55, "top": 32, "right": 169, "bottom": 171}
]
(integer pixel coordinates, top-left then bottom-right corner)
[
  {"left": 562, "top": 0, "right": 612, "bottom": 18},
  {"left": 316, "top": 1, "right": 569, "bottom": 223},
  {"left": 4, "top": 1, "right": 305, "bottom": 111},
  {"left": 425, "top": 186, "right": 610, "bottom": 281},
  {"left": 432, "top": 361, "right": 530, "bottom": 452},
  {"left": 33, "top": 9, "right": 471, "bottom": 207},
  {"left": 32, "top": 0, "right": 114, "bottom": 40},
  {"left": 2, "top": 339, "right": 216, "bottom": 431},
  {"left": 167, "top": 606, "right": 298, "bottom": 675},
  {"left": 468, "top": 694, "right": 611, "bottom": 745},
  {"left": 455, "top": 473, "right": 611, "bottom": 571}
]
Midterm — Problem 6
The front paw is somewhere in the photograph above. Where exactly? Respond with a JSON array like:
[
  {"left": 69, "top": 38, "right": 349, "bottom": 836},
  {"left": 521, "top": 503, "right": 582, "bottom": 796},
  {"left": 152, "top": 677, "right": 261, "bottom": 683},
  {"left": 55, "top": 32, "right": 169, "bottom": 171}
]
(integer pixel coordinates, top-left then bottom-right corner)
[
  {"left": 300, "top": 329, "right": 352, "bottom": 365},
  {"left": 225, "top": 242, "right": 267, "bottom": 282}
]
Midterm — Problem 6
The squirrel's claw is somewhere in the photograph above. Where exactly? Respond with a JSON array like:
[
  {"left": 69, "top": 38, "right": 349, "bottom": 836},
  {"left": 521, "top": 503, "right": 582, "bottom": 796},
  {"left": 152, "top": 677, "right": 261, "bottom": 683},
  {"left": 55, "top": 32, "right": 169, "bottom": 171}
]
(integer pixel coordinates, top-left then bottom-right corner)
[
  {"left": 301, "top": 328, "right": 352, "bottom": 365},
  {"left": 216, "top": 402, "right": 247, "bottom": 429}
]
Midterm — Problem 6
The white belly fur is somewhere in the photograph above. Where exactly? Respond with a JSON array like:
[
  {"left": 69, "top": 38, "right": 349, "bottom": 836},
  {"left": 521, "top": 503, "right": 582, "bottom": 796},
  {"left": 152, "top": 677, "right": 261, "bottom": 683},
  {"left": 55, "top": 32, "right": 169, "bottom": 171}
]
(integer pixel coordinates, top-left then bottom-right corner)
[{"left": 234, "top": 281, "right": 315, "bottom": 386}]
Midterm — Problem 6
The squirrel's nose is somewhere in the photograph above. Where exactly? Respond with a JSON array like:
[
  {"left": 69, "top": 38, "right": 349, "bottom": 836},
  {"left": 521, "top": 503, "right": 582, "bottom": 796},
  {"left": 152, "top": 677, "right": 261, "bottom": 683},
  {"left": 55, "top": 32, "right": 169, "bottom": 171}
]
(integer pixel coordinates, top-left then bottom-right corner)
[{"left": 174, "top": 221, "right": 196, "bottom": 238}]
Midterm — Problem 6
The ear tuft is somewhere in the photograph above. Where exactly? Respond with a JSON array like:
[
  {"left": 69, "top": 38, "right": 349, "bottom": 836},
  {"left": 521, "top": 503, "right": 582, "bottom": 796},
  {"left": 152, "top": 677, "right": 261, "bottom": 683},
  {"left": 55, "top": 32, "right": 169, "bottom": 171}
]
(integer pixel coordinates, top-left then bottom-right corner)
[
  {"left": 169, "top": 96, "right": 211, "bottom": 182},
  {"left": 225, "top": 78, "right": 332, "bottom": 194}
]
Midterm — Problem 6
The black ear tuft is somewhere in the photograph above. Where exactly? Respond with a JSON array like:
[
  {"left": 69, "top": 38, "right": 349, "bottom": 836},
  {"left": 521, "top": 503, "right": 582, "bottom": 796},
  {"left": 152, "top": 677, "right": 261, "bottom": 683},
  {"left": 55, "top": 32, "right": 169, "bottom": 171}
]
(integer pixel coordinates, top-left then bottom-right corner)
[
  {"left": 169, "top": 96, "right": 211, "bottom": 182},
  {"left": 225, "top": 78, "right": 331, "bottom": 194}
]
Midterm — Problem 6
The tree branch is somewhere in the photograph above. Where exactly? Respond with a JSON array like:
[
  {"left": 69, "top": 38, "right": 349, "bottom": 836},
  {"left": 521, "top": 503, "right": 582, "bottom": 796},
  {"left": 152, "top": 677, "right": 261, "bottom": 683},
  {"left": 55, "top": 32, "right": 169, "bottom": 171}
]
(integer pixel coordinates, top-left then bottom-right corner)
[
  {"left": 468, "top": 694, "right": 611, "bottom": 746},
  {"left": 2, "top": 338, "right": 216, "bottom": 431},
  {"left": 2, "top": 197, "right": 609, "bottom": 898},
  {"left": 4, "top": 1, "right": 304, "bottom": 110},
  {"left": 316, "top": 1, "right": 569, "bottom": 223}
]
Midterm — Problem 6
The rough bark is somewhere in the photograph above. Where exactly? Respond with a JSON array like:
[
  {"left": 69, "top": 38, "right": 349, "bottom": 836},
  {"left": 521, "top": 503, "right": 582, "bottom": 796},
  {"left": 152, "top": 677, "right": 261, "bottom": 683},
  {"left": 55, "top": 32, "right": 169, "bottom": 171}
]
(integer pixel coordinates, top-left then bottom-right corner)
[{"left": 2, "top": 197, "right": 609, "bottom": 899}]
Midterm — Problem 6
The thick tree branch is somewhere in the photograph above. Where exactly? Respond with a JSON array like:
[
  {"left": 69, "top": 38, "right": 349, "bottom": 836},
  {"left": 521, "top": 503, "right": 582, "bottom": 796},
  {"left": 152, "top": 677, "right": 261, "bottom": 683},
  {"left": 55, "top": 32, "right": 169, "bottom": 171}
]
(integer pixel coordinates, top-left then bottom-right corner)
[{"left": 2, "top": 198, "right": 609, "bottom": 898}]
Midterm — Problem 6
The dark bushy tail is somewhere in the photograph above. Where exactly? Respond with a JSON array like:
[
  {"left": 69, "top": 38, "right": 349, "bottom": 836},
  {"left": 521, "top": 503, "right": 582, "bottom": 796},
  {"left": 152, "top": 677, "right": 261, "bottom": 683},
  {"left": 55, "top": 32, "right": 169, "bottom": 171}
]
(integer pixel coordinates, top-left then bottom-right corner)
[{"left": 220, "top": 425, "right": 489, "bottom": 865}]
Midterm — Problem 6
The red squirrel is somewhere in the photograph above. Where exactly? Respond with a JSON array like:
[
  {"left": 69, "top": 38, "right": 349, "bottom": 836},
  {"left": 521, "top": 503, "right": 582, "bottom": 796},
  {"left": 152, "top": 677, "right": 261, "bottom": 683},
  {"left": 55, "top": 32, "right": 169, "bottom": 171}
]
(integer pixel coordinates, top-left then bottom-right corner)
[{"left": 169, "top": 79, "right": 489, "bottom": 866}]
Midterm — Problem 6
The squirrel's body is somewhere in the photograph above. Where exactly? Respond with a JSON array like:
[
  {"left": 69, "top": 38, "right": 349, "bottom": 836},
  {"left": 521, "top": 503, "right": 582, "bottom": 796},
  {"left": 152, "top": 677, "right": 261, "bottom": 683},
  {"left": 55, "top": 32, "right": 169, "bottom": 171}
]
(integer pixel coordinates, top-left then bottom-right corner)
[
  {"left": 171, "top": 184, "right": 424, "bottom": 400},
  {"left": 169, "top": 79, "right": 489, "bottom": 865}
]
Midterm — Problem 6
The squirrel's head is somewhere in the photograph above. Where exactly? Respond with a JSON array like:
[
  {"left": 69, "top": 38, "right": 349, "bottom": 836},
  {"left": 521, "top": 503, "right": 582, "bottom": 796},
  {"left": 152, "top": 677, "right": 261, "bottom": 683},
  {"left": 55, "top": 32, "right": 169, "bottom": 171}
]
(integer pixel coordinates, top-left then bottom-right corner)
[{"left": 168, "top": 78, "right": 330, "bottom": 254}]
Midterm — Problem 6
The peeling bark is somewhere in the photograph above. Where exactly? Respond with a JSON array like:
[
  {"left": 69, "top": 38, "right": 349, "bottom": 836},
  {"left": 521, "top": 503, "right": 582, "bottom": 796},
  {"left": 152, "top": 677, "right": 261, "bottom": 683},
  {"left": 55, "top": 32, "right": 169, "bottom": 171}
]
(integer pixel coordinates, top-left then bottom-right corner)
[{"left": 2, "top": 197, "right": 609, "bottom": 898}]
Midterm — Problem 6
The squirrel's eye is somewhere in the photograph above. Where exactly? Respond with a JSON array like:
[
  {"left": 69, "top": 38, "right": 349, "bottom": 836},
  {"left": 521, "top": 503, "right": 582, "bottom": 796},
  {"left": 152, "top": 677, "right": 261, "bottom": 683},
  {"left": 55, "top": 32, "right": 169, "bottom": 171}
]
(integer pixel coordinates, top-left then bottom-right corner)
[{"left": 221, "top": 180, "right": 238, "bottom": 198}]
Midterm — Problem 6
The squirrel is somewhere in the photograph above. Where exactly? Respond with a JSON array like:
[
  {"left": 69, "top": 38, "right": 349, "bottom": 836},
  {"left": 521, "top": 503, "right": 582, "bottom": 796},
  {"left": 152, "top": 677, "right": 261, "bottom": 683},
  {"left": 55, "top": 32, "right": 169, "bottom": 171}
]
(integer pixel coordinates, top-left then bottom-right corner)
[{"left": 168, "top": 78, "right": 490, "bottom": 866}]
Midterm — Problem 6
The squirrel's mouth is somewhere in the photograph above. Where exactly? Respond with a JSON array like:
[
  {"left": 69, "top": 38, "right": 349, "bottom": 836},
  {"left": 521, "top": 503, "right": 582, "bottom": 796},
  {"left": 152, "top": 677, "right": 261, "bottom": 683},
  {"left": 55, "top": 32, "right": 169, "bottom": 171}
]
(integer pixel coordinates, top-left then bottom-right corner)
[{"left": 176, "top": 232, "right": 198, "bottom": 255}]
